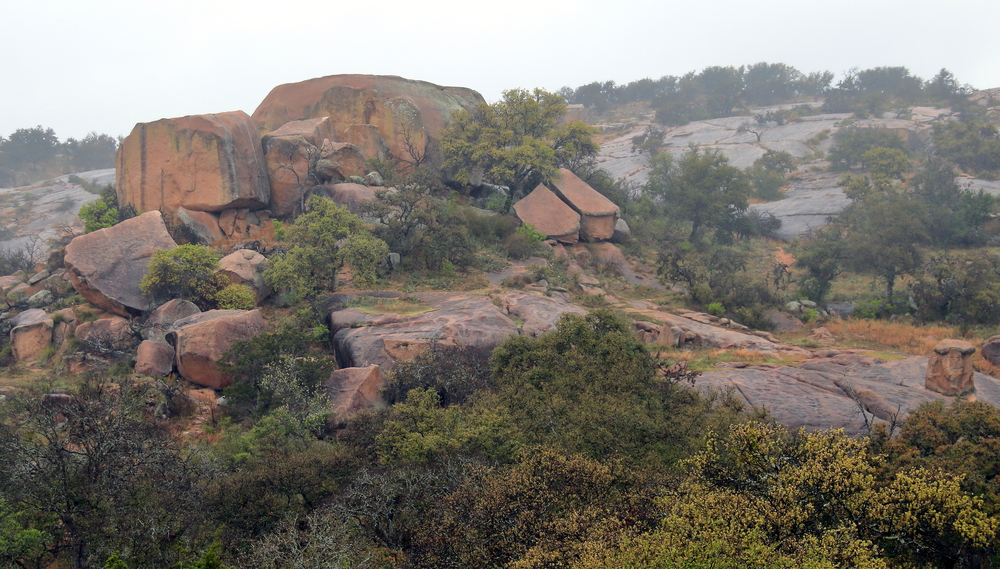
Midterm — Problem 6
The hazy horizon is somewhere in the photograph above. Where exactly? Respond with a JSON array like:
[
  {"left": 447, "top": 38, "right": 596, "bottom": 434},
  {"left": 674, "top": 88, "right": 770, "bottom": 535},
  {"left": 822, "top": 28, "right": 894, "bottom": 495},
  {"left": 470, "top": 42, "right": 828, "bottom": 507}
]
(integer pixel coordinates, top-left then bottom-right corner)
[{"left": 3, "top": 0, "right": 998, "bottom": 141}]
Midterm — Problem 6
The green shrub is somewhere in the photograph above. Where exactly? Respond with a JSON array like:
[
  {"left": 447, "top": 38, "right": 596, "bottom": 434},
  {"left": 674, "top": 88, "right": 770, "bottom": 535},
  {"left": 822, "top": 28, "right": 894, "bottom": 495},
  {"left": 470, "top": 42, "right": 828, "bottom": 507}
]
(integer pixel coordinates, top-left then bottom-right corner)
[
  {"left": 706, "top": 302, "right": 725, "bottom": 317},
  {"left": 78, "top": 186, "right": 136, "bottom": 233},
  {"left": 140, "top": 244, "right": 225, "bottom": 309},
  {"left": 338, "top": 232, "right": 389, "bottom": 287},
  {"left": 215, "top": 284, "right": 256, "bottom": 310}
]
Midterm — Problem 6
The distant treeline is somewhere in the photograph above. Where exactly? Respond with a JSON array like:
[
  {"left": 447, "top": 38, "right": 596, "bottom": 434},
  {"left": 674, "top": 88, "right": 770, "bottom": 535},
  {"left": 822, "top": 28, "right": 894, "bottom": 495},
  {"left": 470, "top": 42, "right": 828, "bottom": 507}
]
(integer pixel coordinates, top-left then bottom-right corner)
[
  {"left": 0, "top": 126, "right": 119, "bottom": 187},
  {"left": 560, "top": 63, "right": 977, "bottom": 125}
]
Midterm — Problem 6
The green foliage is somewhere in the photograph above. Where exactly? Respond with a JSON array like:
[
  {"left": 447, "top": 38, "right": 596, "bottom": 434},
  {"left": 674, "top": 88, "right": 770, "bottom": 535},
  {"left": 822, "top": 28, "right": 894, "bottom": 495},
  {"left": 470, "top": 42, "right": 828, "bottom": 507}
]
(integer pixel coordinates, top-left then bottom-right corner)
[
  {"left": 140, "top": 244, "right": 225, "bottom": 309},
  {"left": 78, "top": 186, "right": 136, "bottom": 233},
  {"left": 861, "top": 147, "right": 909, "bottom": 180},
  {"left": 442, "top": 88, "right": 597, "bottom": 203},
  {"left": 383, "top": 342, "right": 495, "bottom": 406},
  {"left": 931, "top": 119, "right": 1000, "bottom": 177},
  {"left": 747, "top": 150, "right": 793, "bottom": 201},
  {"left": 911, "top": 157, "right": 998, "bottom": 246},
  {"left": 644, "top": 147, "right": 752, "bottom": 241},
  {"left": 706, "top": 302, "right": 725, "bottom": 317},
  {"left": 338, "top": 232, "right": 389, "bottom": 287},
  {"left": 215, "top": 283, "right": 256, "bottom": 310},
  {"left": 910, "top": 252, "right": 1000, "bottom": 326},
  {"left": 264, "top": 195, "right": 366, "bottom": 298},
  {"left": 0, "top": 498, "right": 53, "bottom": 569},
  {"left": 828, "top": 128, "right": 908, "bottom": 172},
  {"left": 794, "top": 225, "right": 844, "bottom": 301}
]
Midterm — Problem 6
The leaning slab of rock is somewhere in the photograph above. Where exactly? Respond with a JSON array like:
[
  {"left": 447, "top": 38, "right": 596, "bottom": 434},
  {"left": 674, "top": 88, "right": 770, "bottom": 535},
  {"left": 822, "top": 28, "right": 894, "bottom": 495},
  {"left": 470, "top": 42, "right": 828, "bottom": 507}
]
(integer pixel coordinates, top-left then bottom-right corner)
[
  {"left": 548, "top": 168, "right": 620, "bottom": 241},
  {"left": 330, "top": 292, "right": 518, "bottom": 370},
  {"left": 925, "top": 339, "right": 976, "bottom": 396},
  {"left": 217, "top": 250, "right": 270, "bottom": 302},
  {"left": 261, "top": 118, "right": 338, "bottom": 217},
  {"left": 252, "top": 74, "right": 484, "bottom": 170},
  {"left": 10, "top": 309, "right": 53, "bottom": 362},
  {"left": 315, "top": 140, "right": 366, "bottom": 183},
  {"left": 166, "top": 309, "right": 265, "bottom": 389},
  {"left": 135, "top": 340, "right": 175, "bottom": 376},
  {"left": 513, "top": 184, "right": 581, "bottom": 243},
  {"left": 117, "top": 111, "right": 270, "bottom": 216},
  {"left": 177, "top": 207, "right": 224, "bottom": 244},
  {"left": 323, "top": 365, "right": 387, "bottom": 420},
  {"left": 63, "top": 211, "right": 178, "bottom": 317}
]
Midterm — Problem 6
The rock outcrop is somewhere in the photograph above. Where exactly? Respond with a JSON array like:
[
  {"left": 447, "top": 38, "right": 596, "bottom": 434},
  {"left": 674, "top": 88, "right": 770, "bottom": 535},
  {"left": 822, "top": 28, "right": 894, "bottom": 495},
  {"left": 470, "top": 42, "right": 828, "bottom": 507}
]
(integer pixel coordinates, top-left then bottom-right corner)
[
  {"left": 512, "top": 184, "right": 581, "bottom": 243},
  {"left": 330, "top": 293, "right": 518, "bottom": 370},
  {"left": 116, "top": 111, "right": 270, "bottom": 216},
  {"left": 63, "top": 211, "right": 178, "bottom": 317},
  {"left": 925, "top": 339, "right": 976, "bottom": 396},
  {"left": 699, "top": 351, "right": 1000, "bottom": 436},
  {"left": 493, "top": 291, "right": 588, "bottom": 337},
  {"left": 217, "top": 250, "right": 270, "bottom": 303},
  {"left": 75, "top": 316, "right": 135, "bottom": 354},
  {"left": 166, "top": 309, "right": 266, "bottom": 389},
  {"left": 177, "top": 207, "right": 224, "bottom": 244},
  {"left": 142, "top": 299, "right": 201, "bottom": 343},
  {"left": 9, "top": 309, "right": 53, "bottom": 362},
  {"left": 548, "top": 169, "right": 620, "bottom": 241},
  {"left": 252, "top": 75, "right": 484, "bottom": 170},
  {"left": 135, "top": 340, "right": 175, "bottom": 376},
  {"left": 323, "top": 365, "right": 387, "bottom": 420}
]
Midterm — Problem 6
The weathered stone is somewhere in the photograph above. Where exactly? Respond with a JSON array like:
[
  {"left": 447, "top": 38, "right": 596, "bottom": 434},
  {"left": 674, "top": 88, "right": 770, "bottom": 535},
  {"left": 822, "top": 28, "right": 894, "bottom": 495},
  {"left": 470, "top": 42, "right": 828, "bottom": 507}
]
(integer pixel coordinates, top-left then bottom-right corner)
[
  {"left": 657, "top": 325, "right": 683, "bottom": 348},
  {"left": 315, "top": 140, "right": 366, "bottom": 182},
  {"left": 10, "top": 309, "right": 52, "bottom": 361},
  {"left": 591, "top": 243, "right": 627, "bottom": 272},
  {"left": 0, "top": 275, "right": 22, "bottom": 294},
  {"left": 27, "top": 289, "right": 54, "bottom": 308},
  {"left": 217, "top": 250, "right": 270, "bottom": 302},
  {"left": 548, "top": 169, "right": 619, "bottom": 241},
  {"left": 218, "top": 208, "right": 250, "bottom": 237},
  {"left": 340, "top": 124, "right": 391, "bottom": 163},
  {"left": 610, "top": 218, "right": 631, "bottom": 243},
  {"left": 166, "top": 310, "right": 266, "bottom": 389},
  {"left": 259, "top": 118, "right": 337, "bottom": 217},
  {"left": 323, "top": 365, "right": 387, "bottom": 420},
  {"left": 766, "top": 309, "right": 805, "bottom": 332},
  {"left": 252, "top": 75, "right": 484, "bottom": 170},
  {"left": 494, "top": 290, "right": 588, "bottom": 337},
  {"left": 177, "top": 207, "right": 224, "bottom": 244},
  {"left": 63, "top": 211, "right": 178, "bottom": 317},
  {"left": 309, "top": 183, "right": 379, "bottom": 215},
  {"left": 982, "top": 335, "right": 1000, "bottom": 366},
  {"left": 330, "top": 292, "right": 518, "bottom": 370},
  {"left": 512, "top": 184, "right": 580, "bottom": 244},
  {"left": 117, "top": 111, "right": 270, "bottom": 216},
  {"left": 142, "top": 299, "right": 202, "bottom": 343},
  {"left": 75, "top": 316, "right": 135, "bottom": 354},
  {"left": 28, "top": 270, "right": 50, "bottom": 285},
  {"left": 925, "top": 339, "right": 976, "bottom": 396},
  {"left": 135, "top": 340, "right": 175, "bottom": 376}
]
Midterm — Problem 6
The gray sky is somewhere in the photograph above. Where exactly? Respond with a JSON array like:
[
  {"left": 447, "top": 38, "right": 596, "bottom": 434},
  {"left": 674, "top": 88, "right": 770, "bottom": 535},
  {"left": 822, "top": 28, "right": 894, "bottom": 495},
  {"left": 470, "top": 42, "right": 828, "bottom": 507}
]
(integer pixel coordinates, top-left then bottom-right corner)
[{"left": 2, "top": 0, "right": 998, "bottom": 141}]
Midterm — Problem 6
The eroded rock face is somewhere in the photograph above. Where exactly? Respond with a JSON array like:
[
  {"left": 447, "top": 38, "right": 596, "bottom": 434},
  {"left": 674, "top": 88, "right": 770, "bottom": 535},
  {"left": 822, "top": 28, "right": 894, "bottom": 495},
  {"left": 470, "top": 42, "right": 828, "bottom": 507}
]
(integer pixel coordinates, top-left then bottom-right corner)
[
  {"left": 925, "top": 339, "right": 976, "bottom": 396},
  {"left": 549, "top": 169, "right": 619, "bottom": 241},
  {"left": 177, "top": 208, "right": 224, "bottom": 244},
  {"left": 323, "top": 365, "right": 387, "bottom": 420},
  {"left": 330, "top": 292, "right": 518, "bottom": 370},
  {"left": 217, "top": 250, "right": 270, "bottom": 302},
  {"left": 166, "top": 309, "right": 265, "bottom": 389},
  {"left": 10, "top": 309, "right": 53, "bottom": 362},
  {"left": 63, "top": 211, "right": 178, "bottom": 317},
  {"left": 142, "top": 299, "right": 201, "bottom": 343},
  {"left": 75, "top": 316, "right": 135, "bottom": 354},
  {"left": 513, "top": 184, "right": 580, "bottom": 243},
  {"left": 252, "top": 75, "right": 484, "bottom": 170},
  {"left": 315, "top": 140, "right": 366, "bottom": 183},
  {"left": 117, "top": 111, "right": 270, "bottom": 216},
  {"left": 493, "top": 291, "right": 588, "bottom": 337},
  {"left": 982, "top": 335, "right": 1000, "bottom": 366}
]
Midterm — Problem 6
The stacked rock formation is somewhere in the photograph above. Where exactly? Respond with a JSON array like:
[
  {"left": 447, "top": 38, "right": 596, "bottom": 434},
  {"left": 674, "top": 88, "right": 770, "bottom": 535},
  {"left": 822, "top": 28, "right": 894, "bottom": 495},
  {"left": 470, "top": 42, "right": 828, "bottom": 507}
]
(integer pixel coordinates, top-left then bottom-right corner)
[
  {"left": 512, "top": 169, "right": 620, "bottom": 243},
  {"left": 925, "top": 339, "right": 977, "bottom": 396}
]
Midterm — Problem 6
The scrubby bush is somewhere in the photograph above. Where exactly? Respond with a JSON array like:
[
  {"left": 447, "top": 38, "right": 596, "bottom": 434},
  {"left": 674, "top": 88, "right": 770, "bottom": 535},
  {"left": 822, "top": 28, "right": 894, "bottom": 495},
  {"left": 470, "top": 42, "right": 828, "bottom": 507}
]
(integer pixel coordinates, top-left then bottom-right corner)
[
  {"left": 140, "top": 244, "right": 225, "bottom": 309},
  {"left": 215, "top": 283, "right": 255, "bottom": 310},
  {"left": 77, "top": 186, "right": 136, "bottom": 233},
  {"left": 338, "top": 232, "right": 389, "bottom": 287}
]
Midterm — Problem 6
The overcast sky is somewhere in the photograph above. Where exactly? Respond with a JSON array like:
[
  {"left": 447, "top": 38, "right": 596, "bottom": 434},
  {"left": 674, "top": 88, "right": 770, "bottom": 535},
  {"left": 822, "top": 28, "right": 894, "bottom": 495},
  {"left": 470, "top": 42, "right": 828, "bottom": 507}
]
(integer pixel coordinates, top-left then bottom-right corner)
[{"left": 2, "top": 0, "right": 998, "bottom": 141}]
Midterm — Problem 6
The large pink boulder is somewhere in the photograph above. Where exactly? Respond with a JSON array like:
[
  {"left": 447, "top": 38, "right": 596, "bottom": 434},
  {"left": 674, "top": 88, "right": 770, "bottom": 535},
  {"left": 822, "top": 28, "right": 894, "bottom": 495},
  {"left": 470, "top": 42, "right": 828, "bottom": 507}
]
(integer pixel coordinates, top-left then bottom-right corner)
[
  {"left": 217, "top": 250, "right": 270, "bottom": 302},
  {"left": 142, "top": 299, "right": 201, "bottom": 343},
  {"left": 135, "top": 340, "right": 175, "bottom": 376},
  {"left": 75, "top": 316, "right": 135, "bottom": 355},
  {"left": 513, "top": 184, "right": 581, "bottom": 244},
  {"left": 323, "top": 365, "right": 387, "bottom": 420},
  {"left": 252, "top": 75, "right": 484, "bottom": 170},
  {"left": 166, "top": 309, "right": 266, "bottom": 389},
  {"left": 116, "top": 111, "right": 270, "bottom": 217},
  {"left": 63, "top": 212, "right": 178, "bottom": 317},
  {"left": 9, "top": 309, "right": 53, "bottom": 362},
  {"left": 549, "top": 169, "right": 620, "bottom": 241},
  {"left": 309, "top": 183, "right": 378, "bottom": 215}
]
